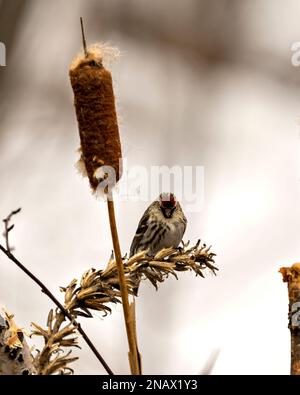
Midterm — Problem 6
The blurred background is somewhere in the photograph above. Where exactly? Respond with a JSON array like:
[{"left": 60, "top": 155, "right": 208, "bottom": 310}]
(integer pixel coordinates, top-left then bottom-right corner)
[{"left": 1, "top": 0, "right": 300, "bottom": 375}]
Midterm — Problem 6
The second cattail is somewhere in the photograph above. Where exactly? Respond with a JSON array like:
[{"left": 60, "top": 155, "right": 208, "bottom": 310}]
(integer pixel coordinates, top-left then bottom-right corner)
[{"left": 69, "top": 45, "right": 122, "bottom": 192}]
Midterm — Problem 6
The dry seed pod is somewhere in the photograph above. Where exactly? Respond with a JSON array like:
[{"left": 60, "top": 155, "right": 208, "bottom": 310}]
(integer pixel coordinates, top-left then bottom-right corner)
[
  {"left": 0, "top": 311, "right": 36, "bottom": 375},
  {"left": 69, "top": 46, "right": 122, "bottom": 192}
]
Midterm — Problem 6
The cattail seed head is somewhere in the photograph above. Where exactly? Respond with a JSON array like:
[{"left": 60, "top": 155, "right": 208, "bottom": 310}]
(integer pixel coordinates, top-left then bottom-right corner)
[{"left": 69, "top": 45, "right": 122, "bottom": 192}]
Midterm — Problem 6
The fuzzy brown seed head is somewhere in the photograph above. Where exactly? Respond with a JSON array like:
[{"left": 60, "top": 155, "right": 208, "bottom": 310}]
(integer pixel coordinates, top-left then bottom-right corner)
[{"left": 69, "top": 46, "right": 122, "bottom": 192}]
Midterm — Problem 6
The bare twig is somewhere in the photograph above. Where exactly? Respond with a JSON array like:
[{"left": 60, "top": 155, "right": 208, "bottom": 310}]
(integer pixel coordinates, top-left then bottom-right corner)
[
  {"left": 0, "top": 209, "right": 114, "bottom": 375},
  {"left": 2, "top": 207, "right": 21, "bottom": 252}
]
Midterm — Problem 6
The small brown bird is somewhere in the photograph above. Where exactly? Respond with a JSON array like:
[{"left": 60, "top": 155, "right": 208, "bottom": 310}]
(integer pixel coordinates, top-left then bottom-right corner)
[{"left": 130, "top": 193, "right": 187, "bottom": 293}]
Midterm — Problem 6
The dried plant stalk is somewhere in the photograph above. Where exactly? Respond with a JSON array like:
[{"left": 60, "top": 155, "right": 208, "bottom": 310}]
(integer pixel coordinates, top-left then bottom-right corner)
[
  {"left": 0, "top": 209, "right": 114, "bottom": 375},
  {"left": 61, "top": 269, "right": 122, "bottom": 317},
  {"left": 69, "top": 45, "right": 122, "bottom": 191},
  {"left": 31, "top": 258, "right": 123, "bottom": 375},
  {"left": 124, "top": 240, "right": 217, "bottom": 291},
  {"left": 0, "top": 311, "right": 35, "bottom": 375},
  {"left": 0, "top": 206, "right": 217, "bottom": 375},
  {"left": 107, "top": 195, "right": 141, "bottom": 375},
  {"left": 60, "top": 240, "right": 217, "bottom": 315},
  {"left": 0, "top": 239, "right": 216, "bottom": 376},
  {"left": 280, "top": 263, "right": 300, "bottom": 375},
  {"left": 32, "top": 309, "right": 79, "bottom": 375},
  {"left": 56, "top": 239, "right": 216, "bottom": 374},
  {"left": 28, "top": 238, "right": 216, "bottom": 375}
]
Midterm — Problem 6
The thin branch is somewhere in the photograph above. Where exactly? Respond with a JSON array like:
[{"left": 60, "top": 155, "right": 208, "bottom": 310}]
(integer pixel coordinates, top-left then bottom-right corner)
[
  {"left": 0, "top": 209, "right": 114, "bottom": 375},
  {"left": 3, "top": 207, "right": 21, "bottom": 252}
]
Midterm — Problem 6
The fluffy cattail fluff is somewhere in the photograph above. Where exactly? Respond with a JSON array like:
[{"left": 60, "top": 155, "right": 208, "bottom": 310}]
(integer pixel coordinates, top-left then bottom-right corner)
[{"left": 69, "top": 45, "right": 122, "bottom": 192}]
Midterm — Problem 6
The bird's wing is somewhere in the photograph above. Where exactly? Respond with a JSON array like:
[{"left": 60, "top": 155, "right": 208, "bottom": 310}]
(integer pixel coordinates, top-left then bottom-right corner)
[
  {"left": 129, "top": 206, "right": 152, "bottom": 257},
  {"left": 181, "top": 215, "right": 187, "bottom": 238},
  {"left": 179, "top": 203, "right": 187, "bottom": 238}
]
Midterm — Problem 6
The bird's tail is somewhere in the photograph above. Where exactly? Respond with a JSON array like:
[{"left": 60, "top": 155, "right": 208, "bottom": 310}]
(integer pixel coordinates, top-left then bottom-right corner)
[{"left": 131, "top": 273, "right": 140, "bottom": 296}]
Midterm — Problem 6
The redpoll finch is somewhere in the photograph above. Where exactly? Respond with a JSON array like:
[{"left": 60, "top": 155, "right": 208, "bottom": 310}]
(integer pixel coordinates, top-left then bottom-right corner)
[{"left": 129, "top": 193, "right": 187, "bottom": 294}]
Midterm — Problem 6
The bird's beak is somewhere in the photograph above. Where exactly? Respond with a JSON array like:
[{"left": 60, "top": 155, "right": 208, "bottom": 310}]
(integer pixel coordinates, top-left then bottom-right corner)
[{"left": 164, "top": 208, "right": 172, "bottom": 218}]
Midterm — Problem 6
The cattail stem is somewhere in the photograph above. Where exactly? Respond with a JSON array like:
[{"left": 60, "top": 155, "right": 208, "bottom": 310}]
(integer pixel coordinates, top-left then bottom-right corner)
[
  {"left": 106, "top": 191, "right": 141, "bottom": 375},
  {"left": 280, "top": 264, "right": 300, "bottom": 375}
]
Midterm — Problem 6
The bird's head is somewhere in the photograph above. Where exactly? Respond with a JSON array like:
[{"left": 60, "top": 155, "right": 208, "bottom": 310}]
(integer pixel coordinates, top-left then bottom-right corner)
[{"left": 159, "top": 192, "right": 177, "bottom": 218}]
